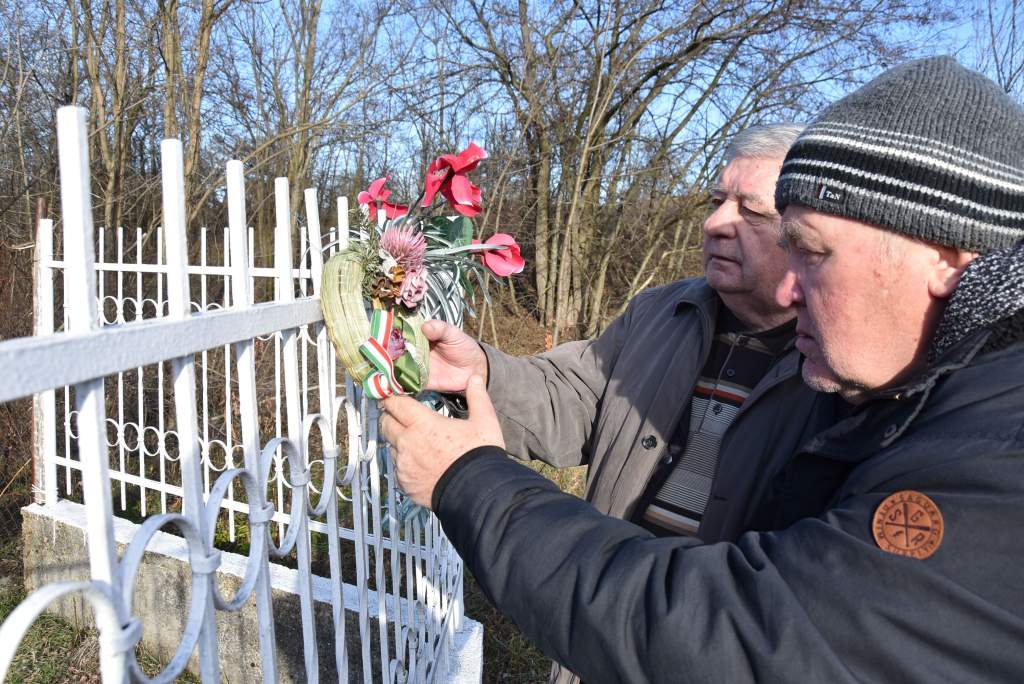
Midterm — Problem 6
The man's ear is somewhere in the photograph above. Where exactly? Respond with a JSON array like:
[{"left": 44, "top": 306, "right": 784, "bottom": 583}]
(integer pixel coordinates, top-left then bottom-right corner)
[{"left": 928, "top": 246, "right": 978, "bottom": 299}]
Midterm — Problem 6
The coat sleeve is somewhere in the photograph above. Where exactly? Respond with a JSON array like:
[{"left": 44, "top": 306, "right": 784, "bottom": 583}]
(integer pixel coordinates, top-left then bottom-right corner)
[
  {"left": 434, "top": 448, "right": 1016, "bottom": 684},
  {"left": 481, "top": 292, "right": 646, "bottom": 467}
]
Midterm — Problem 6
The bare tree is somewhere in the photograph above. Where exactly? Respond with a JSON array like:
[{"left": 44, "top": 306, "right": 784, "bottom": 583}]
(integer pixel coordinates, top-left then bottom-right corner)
[
  {"left": 971, "top": 0, "right": 1023, "bottom": 99},
  {"left": 428, "top": 0, "right": 951, "bottom": 340},
  {"left": 0, "top": 0, "right": 982, "bottom": 352}
]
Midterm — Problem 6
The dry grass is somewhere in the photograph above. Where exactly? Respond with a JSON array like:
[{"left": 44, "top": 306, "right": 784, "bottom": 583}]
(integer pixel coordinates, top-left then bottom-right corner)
[{"left": 0, "top": 582, "right": 198, "bottom": 684}]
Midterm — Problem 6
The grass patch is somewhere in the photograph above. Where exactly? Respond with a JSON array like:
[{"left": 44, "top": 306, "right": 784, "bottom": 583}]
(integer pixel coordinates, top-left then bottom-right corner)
[
  {"left": 0, "top": 582, "right": 84, "bottom": 684},
  {"left": 0, "top": 580, "right": 199, "bottom": 684}
]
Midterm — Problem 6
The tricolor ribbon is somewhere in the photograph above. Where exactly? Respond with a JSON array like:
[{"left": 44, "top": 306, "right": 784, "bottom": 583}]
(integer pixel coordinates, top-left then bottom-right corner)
[{"left": 359, "top": 308, "right": 407, "bottom": 399}]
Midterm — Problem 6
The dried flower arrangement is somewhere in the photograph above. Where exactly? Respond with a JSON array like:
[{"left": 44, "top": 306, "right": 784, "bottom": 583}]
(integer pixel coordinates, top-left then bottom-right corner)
[{"left": 321, "top": 143, "right": 524, "bottom": 399}]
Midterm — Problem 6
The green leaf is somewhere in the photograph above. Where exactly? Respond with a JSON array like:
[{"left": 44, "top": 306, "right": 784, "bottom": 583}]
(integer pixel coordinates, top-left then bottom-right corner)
[
  {"left": 425, "top": 215, "right": 450, "bottom": 233},
  {"left": 458, "top": 267, "right": 475, "bottom": 299},
  {"left": 428, "top": 215, "right": 473, "bottom": 246},
  {"left": 393, "top": 351, "right": 422, "bottom": 394},
  {"left": 392, "top": 317, "right": 423, "bottom": 393}
]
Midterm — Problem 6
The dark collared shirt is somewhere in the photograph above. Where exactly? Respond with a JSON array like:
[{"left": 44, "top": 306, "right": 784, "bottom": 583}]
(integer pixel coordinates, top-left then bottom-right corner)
[{"left": 640, "top": 309, "right": 794, "bottom": 536}]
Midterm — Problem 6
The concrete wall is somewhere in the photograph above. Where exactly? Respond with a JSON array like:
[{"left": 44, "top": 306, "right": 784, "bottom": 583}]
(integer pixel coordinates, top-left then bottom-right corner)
[{"left": 21, "top": 501, "right": 482, "bottom": 683}]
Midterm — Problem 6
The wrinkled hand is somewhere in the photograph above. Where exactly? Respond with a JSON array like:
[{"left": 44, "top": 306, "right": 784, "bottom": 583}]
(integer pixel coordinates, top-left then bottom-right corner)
[
  {"left": 381, "top": 376, "right": 504, "bottom": 508},
  {"left": 422, "top": 320, "right": 488, "bottom": 393}
]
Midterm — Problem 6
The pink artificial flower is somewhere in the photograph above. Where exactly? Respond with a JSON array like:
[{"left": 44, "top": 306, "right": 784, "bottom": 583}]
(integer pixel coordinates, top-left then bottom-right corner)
[
  {"left": 473, "top": 233, "right": 525, "bottom": 277},
  {"left": 421, "top": 143, "right": 487, "bottom": 217},
  {"left": 387, "top": 327, "right": 407, "bottom": 360},
  {"left": 381, "top": 223, "right": 427, "bottom": 272},
  {"left": 357, "top": 177, "right": 409, "bottom": 221},
  {"left": 398, "top": 267, "right": 428, "bottom": 308}
]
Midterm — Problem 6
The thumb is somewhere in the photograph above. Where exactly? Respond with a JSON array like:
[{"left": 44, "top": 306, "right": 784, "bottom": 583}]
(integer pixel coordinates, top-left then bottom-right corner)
[
  {"left": 465, "top": 375, "right": 499, "bottom": 429},
  {"left": 421, "top": 320, "right": 450, "bottom": 342}
]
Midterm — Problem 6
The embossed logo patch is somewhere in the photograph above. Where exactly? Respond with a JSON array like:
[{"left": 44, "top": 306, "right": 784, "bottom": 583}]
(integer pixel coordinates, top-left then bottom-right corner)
[
  {"left": 872, "top": 491, "right": 944, "bottom": 559},
  {"left": 816, "top": 184, "right": 845, "bottom": 203}
]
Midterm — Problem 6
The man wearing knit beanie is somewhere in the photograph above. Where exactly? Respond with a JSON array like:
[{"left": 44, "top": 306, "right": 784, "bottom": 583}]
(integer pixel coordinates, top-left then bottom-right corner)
[
  {"left": 381, "top": 57, "right": 1024, "bottom": 682},
  {"left": 774, "top": 55, "right": 1024, "bottom": 404}
]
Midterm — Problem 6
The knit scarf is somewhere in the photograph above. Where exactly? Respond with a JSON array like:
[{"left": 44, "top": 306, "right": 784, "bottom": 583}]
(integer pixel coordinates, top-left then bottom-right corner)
[{"left": 930, "top": 240, "right": 1024, "bottom": 360}]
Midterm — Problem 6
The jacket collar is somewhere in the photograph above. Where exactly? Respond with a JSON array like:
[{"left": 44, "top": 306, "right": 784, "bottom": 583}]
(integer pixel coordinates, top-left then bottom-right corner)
[
  {"left": 671, "top": 277, "right": 719, "bottom": 318},
  {"left": 803, "top": 327, "right": 997, "bottom": 464}
]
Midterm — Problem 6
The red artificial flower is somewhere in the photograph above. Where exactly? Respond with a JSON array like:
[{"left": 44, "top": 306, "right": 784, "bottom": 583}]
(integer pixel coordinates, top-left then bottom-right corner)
[
  {"left": 473, "top": 233, "right": 525, "bottom": 277},
  {"left": 421, "top": 143, "right": 488, "bottom": 217},
  {"left": 357, "top": 176, "right": 409, "bottom": 221}
]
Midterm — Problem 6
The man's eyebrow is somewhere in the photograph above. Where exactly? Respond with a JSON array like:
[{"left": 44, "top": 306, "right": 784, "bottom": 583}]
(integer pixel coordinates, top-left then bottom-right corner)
[
  {"left": 779, "top": 219, "right": 803, "bottom": 245},
  {"left": 737, "top": 191, "right": 774, "bottom": 210},
  {"left": 709, "top": 188, "right": 776, "bottom": 213}
]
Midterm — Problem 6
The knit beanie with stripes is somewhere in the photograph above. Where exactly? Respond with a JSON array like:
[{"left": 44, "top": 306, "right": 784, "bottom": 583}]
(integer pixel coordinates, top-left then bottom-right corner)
[{"left": 775, "top": 56, "right": 1024, "bottom": 253}]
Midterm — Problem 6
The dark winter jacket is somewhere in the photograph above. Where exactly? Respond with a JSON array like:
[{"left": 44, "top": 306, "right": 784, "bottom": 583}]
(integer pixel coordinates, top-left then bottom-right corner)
[
  {"left": 483, "top": 277, "right": 839, "bottom": 542},
  {"left": 436, "top": 244, "right": 1024, "bottom": 683}
]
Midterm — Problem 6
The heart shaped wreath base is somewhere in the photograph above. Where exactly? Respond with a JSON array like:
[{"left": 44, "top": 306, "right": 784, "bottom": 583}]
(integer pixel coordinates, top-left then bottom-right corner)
[{"left": 321, "top": 250, "right": 430, "bottom": 394}]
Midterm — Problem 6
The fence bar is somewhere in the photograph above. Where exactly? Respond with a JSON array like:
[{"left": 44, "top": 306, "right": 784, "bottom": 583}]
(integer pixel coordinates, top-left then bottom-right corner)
[
  {"left": 55, "top": 104, "right": 127, "bottom": 683},
  {"left": 44, "top": 259, "right": 318, "bottom": 279},
  {"left": 135, "top": 228, "right": 147, "bottom": 517},
  {"left": 115, "top": 227, "right": 127, "bottom": 509},
  {"left": 160, "top": 138, "right": 221, "bottom": 683},
  {"left": 222, "top": 227, "right": 237, "bottom": 541},
  {"left": 0, "top": 298, "right": 323, "bottom": 404},
  {"left": 157, "top": 222, "right": 168, "bottom": 514},
  {"left": 226, "top": 159, "right": 280, "bottom": 683},
  {"left": 274, "top": 177, "right": 321, "bottom": 681},
  {"left": 306, "top": 187, "right": 350, "bottom": 680},
  {"left": 337, "top": 196, "right": 350, "bottom": 251}
]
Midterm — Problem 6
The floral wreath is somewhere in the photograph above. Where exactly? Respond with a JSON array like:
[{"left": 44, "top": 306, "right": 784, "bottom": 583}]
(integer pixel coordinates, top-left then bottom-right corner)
[{"left": 321, "top": 143, "right": 524, "bottom": 399}]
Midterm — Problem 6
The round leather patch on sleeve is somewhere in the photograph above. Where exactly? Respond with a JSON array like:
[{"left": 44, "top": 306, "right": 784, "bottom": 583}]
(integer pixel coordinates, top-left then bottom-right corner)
[{"left": 872, "top": 490, "right": 944, "bottom": 559}]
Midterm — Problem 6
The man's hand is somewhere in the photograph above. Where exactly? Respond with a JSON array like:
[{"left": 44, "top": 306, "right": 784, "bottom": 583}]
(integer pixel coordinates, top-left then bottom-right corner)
[
  {"left": 423, "top": 320, "right": 489, "bottom": 392},
  {"left": 380, "top": 376, "right": 504, "bottom": 508}
]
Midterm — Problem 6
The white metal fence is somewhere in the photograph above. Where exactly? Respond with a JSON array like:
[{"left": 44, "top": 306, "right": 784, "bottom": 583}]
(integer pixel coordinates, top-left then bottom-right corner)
[{"left": 0, "top": 106, "right": 468, "bottom": 682}]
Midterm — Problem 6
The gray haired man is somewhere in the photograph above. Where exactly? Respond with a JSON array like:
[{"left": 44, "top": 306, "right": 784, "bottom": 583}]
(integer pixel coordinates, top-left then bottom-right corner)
[{"left": 418, "top": 123, "right": 836, "bottom": 552}]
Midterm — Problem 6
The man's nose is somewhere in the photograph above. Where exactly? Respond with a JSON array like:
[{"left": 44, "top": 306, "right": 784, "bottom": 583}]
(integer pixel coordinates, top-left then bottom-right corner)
[
  {"left": 703, "top": 202, "right": 737, "bottom": 239},
  {"left": 775, "top": 268, "right": 802, "bottom": 308}
]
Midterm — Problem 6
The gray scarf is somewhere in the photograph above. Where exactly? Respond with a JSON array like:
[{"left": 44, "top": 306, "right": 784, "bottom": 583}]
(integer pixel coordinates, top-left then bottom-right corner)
[{"left": 930, "top": 241, "right": 1024, "bottom": 360}]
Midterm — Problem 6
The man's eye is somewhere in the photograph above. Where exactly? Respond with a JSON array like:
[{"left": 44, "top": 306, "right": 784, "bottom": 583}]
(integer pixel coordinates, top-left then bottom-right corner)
[
  {"left": 797, "top": 245, "right": 827, "bottom": 263},
  {"left": 739, "top": 206, "right": 771, "bottom": 224},
  {"left": 708, "top": 196, "right": 725, "bottom": 208}
]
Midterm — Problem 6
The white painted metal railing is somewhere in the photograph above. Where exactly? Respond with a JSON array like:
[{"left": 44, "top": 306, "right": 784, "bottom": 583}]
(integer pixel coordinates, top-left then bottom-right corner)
[{"left": 0, "top": 106, "right": 467, "bottom": 682}]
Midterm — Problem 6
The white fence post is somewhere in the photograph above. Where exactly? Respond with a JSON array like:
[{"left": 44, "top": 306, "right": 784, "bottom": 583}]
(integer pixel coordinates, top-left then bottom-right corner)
[
  {"left": 305, "top": 187, "right": 352, "bottom": 680},
  {"left": 274, "top": 176, "right": 320, "bottom": 680},
  {"left": 160, "top": 138, "right": 222, "bottom": 683},
  {"left": 226, "top": 159, "right": 280, "bottom": 683},
  {"left": 55, "top": 104, "right": 128, "bottom": 683}
]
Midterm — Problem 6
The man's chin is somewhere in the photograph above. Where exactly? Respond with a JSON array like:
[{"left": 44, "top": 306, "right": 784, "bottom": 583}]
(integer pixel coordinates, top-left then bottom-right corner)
[
  {"left": 704, "top": 263, "right": 742, "bottom": 291},
  {"left": 800, "top": 360, "right": 843, "bottom": 394},
  {"left": 801, "top": 360, "right": 870, "bottom": 404}
]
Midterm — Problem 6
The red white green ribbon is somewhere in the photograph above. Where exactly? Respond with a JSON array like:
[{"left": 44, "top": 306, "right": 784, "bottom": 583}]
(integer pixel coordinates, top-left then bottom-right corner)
[{"left": 359, "top": 308, "right": 406, "bottom": 399}]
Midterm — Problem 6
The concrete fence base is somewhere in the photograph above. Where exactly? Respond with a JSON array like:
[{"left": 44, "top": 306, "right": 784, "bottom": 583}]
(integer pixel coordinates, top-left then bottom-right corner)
[{"left": 21, "top": 501, "right": 483, "bottom": 683}]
